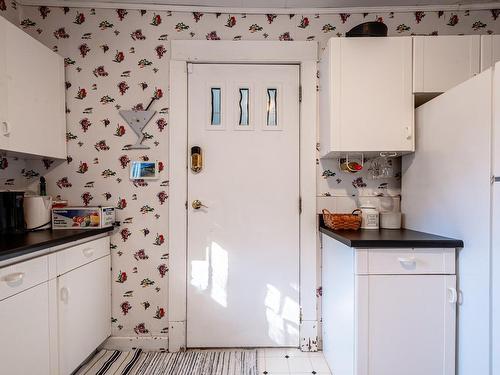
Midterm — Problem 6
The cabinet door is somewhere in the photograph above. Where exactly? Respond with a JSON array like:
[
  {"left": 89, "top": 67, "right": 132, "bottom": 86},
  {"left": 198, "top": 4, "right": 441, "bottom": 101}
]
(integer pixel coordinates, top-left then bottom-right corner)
[
  {"left": 58, "top": 255, "right": 111, "bottom": 375},
  {"left": 0, "top": 282, "right": 50, "bottom": 375},
  {"left": 413, "top": 36, "right": 480, "bottom": 93},
  {"left": 356, "top": 275, "right": 456, "bottom": 375},
  {"left": 0, "top": 17, "right": 8, "bottom": 150},
  {"left": 329, "top": 37, "right": 413, "bottom": 153},
  {"left": 481, "top": 35, "right": 500, "bottom": 72},
  {"left": 4, "top": 17, "right": 66, "bottom": 159}
]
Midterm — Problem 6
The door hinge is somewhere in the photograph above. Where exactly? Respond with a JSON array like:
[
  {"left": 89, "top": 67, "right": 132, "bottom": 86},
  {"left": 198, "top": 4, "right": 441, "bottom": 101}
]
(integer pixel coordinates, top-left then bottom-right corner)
[
  {"left": 299, "top": 307, "right": 303, "bottom": 324},
  {"left": 185, "top": 201, "right": 188, "bottom": 210},
  {"left": 299, "top": 86, "right": 302, "bottom": 103},
  {"left": 187, "top": 63, "right": 193, "bottom": 74},
  {"left": 299, "top": 197, "right": 302, "bottom": 214}
]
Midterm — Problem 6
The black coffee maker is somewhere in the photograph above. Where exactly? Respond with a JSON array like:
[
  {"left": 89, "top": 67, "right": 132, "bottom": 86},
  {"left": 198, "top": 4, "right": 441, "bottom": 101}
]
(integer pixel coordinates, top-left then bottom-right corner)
[{"left": 0, "top": 191, "right": 25, "bottom": 234}]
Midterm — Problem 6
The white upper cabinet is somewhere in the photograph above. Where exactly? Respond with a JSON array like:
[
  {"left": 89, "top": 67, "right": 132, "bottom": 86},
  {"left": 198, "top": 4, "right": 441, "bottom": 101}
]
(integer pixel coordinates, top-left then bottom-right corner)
[
  {"left": 413, "top": 36, "right": 480, "bottom": 93},
  {"left": 0, "top": 20, "right": 8, "bottom": 151},
  {"left": 0, "top": 16, "right": 66, "bottom": 159},
  {"left": 481, "top": 35, "right": 500, "bottom": 71},
  {"left": 319, "top": 37, "right": 414, "bottom": 157}
]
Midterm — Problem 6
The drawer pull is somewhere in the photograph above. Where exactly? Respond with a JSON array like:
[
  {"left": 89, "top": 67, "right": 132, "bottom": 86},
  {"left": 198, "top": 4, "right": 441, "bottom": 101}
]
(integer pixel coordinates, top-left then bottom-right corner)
[
  {"left": 60, "top": 286, "right": 70, "bottom": 303},
  {"left": 82, "top": 247, "right": 94, "bottom": 257},
  {"left": 398, "top": 257, "right": 416, "bottom": 269},
  {"left": 2, "top": 121, "right": 10, "bottom": 136},
  {"left": 3, "top": 272, "right": 25, "bottom": 284},
  {"left": 448, "top": 287, "right": 458, "bottom": 304}
]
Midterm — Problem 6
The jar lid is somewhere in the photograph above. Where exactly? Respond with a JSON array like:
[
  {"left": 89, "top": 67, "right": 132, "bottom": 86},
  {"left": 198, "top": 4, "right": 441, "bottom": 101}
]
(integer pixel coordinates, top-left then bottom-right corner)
[{"left": 360, "top": 204, "right": 376, "bottom": 209}]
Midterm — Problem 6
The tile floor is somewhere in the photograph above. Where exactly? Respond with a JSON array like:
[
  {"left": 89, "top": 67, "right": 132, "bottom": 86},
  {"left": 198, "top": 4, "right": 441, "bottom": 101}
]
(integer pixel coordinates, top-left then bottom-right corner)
[{"left": 257, "top": 348, "right": 331, "bottom": 375}]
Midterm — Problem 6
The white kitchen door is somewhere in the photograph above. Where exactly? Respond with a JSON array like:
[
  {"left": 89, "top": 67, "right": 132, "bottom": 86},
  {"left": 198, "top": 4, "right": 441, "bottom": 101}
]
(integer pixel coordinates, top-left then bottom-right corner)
[{"left": 186, "top": 64, "right": 300, "bottom": 348}]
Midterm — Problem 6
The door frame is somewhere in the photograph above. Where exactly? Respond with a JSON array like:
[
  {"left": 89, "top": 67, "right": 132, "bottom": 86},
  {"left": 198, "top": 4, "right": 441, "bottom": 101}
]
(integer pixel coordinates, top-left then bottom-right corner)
[{"left": 168, "top": 40, "right": 318, "bottom": 352}]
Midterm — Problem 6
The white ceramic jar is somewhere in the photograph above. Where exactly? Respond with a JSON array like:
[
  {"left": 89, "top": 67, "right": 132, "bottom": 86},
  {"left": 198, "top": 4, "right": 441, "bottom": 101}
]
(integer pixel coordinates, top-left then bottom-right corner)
[
  {"left": 380, "top": 211, "right": 402, "bottom": 229},
  {"left": 360, "top": 203, "right": 379, "bottom": 229}
]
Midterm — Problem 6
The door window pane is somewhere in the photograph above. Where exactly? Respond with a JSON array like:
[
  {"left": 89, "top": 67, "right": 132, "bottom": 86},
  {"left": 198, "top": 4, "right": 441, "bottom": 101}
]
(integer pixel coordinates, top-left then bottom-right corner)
[
  {"left": 211, "top": 88, "right": 221, "bottom": 125},
  {"left": 239, "top": 88, "right": 249, "bottom": 126},
  {"left": 266, "top": 88, "right": 277, "bottom": 126}
]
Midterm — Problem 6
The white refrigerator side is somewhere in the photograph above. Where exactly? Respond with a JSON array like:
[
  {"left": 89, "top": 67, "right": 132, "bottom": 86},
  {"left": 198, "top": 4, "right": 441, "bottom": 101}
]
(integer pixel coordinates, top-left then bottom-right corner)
[
  {"left": 492, "top": 61, "right": 500, "bottom": 375},
  {"left": 492, "top": 182, "right": 500, "bottom": 375},
  {"left": 402, "top": 69, "right": 493, "bottom": 375}
]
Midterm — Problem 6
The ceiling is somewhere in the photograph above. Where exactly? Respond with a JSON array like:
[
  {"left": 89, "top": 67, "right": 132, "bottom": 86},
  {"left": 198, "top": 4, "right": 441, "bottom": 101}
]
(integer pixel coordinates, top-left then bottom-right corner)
[{"left": 60, "top": 0, "right": 496, "bottom": 8}]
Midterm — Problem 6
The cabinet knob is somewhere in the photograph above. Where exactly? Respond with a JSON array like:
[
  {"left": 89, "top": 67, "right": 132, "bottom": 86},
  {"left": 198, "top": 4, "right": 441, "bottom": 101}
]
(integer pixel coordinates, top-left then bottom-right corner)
[
  {"left": 2, "top": 121, "right": 10, "bottom": 136},
  {"left": 447, "top": 287, "right": 458, "bottom": 304},
  {"left": 60, "top": 286, "right": 70, "bottom": 303},
  {"left": 82, "top": 247, "right": 94, "bottom": 257},
  {"left": 405, "top": 125, "right": 412, "bottom": 140},
  {"left": 398, "top": 257, "right": 416, "bottom": 269}
]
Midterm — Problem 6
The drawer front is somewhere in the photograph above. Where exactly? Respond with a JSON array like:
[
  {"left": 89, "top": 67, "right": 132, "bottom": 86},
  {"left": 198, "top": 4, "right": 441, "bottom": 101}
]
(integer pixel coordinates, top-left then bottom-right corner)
[
  {"left": 57, "top": 237, "right": 110, "bottom": 275},
  {"left": 0, "top": 255, "right": 49, "bottom": 300},
  {"left": 356, "top": 248, "right": 455, "bottom": 275}
]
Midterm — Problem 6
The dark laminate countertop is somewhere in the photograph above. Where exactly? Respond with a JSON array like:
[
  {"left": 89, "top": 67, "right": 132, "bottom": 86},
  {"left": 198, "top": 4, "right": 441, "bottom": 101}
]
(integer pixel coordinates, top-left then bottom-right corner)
[
  {"left": 320, "top": 224, "right": 464, "bottom": 248},
  {"left": 0, "top": 226, "right": 114, "bottom": 263}
]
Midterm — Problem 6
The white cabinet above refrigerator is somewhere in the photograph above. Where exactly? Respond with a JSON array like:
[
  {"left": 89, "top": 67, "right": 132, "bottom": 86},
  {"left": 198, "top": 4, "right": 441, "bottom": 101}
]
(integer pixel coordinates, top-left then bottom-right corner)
[
  {"left": 481, "top": 35, "right": 500, "bottom": 72},
  {"left": 319, "top": 37, "right": 414, "bottom": 158},
  {"left": 413, "top": 36, "right": 480, "bottom": 94}
]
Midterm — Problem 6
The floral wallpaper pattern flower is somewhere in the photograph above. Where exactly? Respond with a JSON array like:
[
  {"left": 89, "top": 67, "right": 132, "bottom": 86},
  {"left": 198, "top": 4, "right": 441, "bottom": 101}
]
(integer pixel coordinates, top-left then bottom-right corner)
[{"left": 1, "top": 2, "right": 500, "bottom": 338}]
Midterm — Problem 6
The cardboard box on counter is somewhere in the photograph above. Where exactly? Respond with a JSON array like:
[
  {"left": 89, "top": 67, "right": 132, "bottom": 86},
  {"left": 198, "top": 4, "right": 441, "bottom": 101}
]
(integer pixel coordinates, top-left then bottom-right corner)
[{"left": 52, "top": 207, "right": 115, "bottom": 229}]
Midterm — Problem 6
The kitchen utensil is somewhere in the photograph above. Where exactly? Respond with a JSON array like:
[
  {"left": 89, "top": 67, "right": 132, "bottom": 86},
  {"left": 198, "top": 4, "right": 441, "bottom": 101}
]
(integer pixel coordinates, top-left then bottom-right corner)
[
  {"left": 24, "top": 195, "right": 52, "bottom": 230},
  {"left": 380, "top": 211, "right": 402, "bottom": 229},
  {"left": 339, "top": 153, "right": 364, "bottom": 173},
  {"left": 368, "top": 156, "right": 395, "bottom": 179}
]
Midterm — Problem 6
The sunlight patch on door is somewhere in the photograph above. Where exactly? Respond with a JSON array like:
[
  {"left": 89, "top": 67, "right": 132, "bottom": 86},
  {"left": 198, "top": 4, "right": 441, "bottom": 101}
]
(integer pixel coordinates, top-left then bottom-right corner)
[
  {"left": 210, "top": 241, "right": 228, "bottom": 307},
  {"left": 190, "top": 241, "right": 228, "bottom": 308},
  {"left": 265, "top": 284, "right": 300, "bottom": 345}
]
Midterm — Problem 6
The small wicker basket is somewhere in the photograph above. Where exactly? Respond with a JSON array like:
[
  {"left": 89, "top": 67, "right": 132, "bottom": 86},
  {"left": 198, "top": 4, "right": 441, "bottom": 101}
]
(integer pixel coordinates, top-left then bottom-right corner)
[{"left": 322, "top": 209, "right": 362, "bottom": 231}]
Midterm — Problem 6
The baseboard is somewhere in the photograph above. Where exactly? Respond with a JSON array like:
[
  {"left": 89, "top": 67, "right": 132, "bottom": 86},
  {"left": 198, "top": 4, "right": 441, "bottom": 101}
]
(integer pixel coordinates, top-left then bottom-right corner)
[
  {"left": 168, "top": 321, "right": 186, "bottom": 352},
  {"left": 300, "top": 320, "right": 319, "bottom": 352},
  {"left": 101, "top": 336, "right": 169, "bottom": 352}
]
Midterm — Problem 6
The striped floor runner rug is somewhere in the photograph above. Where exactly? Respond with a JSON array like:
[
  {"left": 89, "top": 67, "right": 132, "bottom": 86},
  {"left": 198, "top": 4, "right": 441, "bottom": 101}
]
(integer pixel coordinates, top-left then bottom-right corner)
[{"left": 76, "top": 349, "right": 257, "bottom": 375}]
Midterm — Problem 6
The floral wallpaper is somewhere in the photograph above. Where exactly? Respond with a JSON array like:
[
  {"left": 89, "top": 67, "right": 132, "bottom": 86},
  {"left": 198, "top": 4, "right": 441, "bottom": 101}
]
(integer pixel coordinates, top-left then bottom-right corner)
[
  {"left": 0, "top": 1, "right": 18, "bottom": 24},
  {"left": 1, "top": 2, "right": 500, "bottom": 339}
]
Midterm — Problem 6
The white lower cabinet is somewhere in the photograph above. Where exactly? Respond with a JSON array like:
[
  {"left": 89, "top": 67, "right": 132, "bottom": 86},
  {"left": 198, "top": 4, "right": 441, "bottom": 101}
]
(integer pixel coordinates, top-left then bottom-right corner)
[
  {"left": 356, "top": 274, "right": 456, "bottom": 375},
  {"left": 0, "top": 282, "right": 51, "bottom": 375},
  {"left": 0, "top": 235, "right": 110, "bottom": 375},
  {"left": 58, "top": 254, "right": 111, "bottom": 375},
  {"left": 322, "top": 235, "right": 457, "bottom": 375}
]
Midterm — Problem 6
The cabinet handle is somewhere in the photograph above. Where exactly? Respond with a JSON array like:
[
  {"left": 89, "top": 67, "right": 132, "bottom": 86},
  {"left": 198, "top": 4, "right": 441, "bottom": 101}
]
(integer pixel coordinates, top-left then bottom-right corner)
[
  {"left": 60, "top": 286, "right": 70, "bottom": 303},
  {"left": 398, "top": 257, "right": 416, "bottom": 268},
  {"left": 448, "top": 287, "right": 458, "bottom": 304},
  {"left": 82, "top": 247, "right": 94, "bottom": 257},
  {"left": 405, "top": 125, "right": 412, "bottom": 140},
  {"left": 2, "top": 121, "right": 10, "bottom": 136},
  {"left": 3, "top": 272, "right": 25, "bottom": 284}
]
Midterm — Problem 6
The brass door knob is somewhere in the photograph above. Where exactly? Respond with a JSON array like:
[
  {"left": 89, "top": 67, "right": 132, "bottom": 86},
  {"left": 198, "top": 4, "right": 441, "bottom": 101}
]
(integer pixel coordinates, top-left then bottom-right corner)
[{"left": 192, "top": 200, "right": 207, "bottom": 209}]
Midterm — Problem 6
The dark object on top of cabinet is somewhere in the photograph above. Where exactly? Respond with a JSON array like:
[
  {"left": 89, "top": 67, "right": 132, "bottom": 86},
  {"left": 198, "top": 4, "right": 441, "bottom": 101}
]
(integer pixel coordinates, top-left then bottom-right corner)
[
  {"left": 346, "top": 22, "right": 388, "bottom": 37},
  {"left": 0, "top": 191, "right": 25, "bottom": 234}
]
